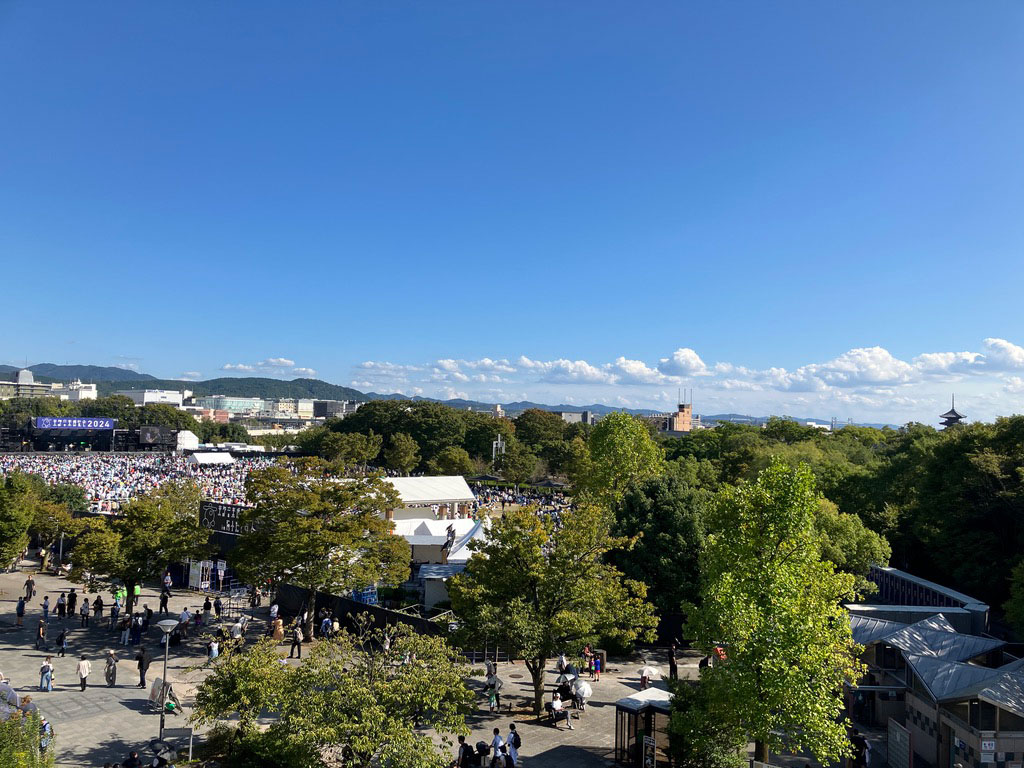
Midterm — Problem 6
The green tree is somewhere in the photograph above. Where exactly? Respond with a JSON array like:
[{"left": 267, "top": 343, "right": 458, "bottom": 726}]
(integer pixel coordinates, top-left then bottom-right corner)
[
  {"left": 449, "top": 506, "right": 658, "bottom": 714},
  {"left": 231, "top": 459, "right": 410, "bottom": 636},
  {"left": 80, "top": 395, "right": 138, "bottom": 426},
  {"left": 429, "top": 446, "right": 475, "bottom": 476},
  {"left": 1004, "top": 559, "right": 1024, "bottom": 637},
  {"left": 494, "top": 437, "right": 538, "bottom": 484},
  {"left": 813, "top": 498, "right": 891, "bottom": 595},
  {"left": 668, "top": 681, "right": 746, "bottom": 768},
  {"left": 382, "top": 432, "right": 421, "bottom": 475},
  {"left": 463, "top": 412, "right": 515, "bottom": 462},
  {"left": 191, "top": 619, "right": 472, "bottom": 768},
  {"left": 611, "top": 459, "right": 711, "bottom": 616},
  {"left": 512, "top": 408, "right": 566, "bottom": 448},
  {"left": 0, "top": 473, "right": 38, "bottom": 569},
  {"left": 686, "top": 460, "right": 863, "bottom": 764},
  {"left": 581, "top": 411, "right": 665, "bottom": 506},
  {"left": 401, "top": 402, "right": 467, "bottom": 465},
  {"left": 318, "top": 431, "right": 382, "bottom": 467},
  {"left": 68, "top": 481, "right": 211, "bottom": 612},
  {"left": 0, "top": 710, "right": 55, "bottom": 767}
]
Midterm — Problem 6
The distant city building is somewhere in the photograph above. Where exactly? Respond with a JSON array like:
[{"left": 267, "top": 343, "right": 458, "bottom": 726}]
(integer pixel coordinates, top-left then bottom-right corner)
[
  {"left": 552, "top": 410, "right": 596, "bottom": 425},
  {"left": 313, "top": 399, "right": 361, "bottom": 418},
  {"left": 646, "top": 402, "right": 699, "bottom": 435},
  {"left": 492, "top": 403, "right": 505, "bottom": 419},
  {"left": 940, "top": 396, "right": 965, "bottom": 429},
  {"left": 115, "top": 389, "right": 184, "bottom": 408},
  {"left": 0, "top": 369, "right": 52, "bottom": 400},
  {"left": 49, "top": 379, "right": 98, "bottom": 401},
  {"left": 193, "top": 395, "right": 264, "bottom": 414}
]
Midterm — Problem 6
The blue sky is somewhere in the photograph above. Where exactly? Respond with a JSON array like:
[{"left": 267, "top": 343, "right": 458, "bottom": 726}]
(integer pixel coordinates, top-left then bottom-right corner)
[{"left": 2, "top": 2, "right": 1024, "bottom": 423}]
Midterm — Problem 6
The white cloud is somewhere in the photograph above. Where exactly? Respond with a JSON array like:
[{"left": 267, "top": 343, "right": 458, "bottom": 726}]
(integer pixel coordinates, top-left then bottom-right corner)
[
  {"left": 221, "top": 357, "right": 315, "bottom": 378},
  {"left": 115, "top": 362, "right": 140, "bottom": 372},
  {"left": 179, "top": 371, "right": 202, "bottom": 380},
  {"left": 1004, "top": 376, "right": 1024, "bottom": 394},
  {"left": 438, "top": 387, "right": 467, "bottom": 400},
  {"left": 610, "top": 357, "right": 667, "bottom": 385},
  {"left": 518, "top": 356, "right": 616, "bottom": 384},
  {"left": 658, "top": 348, "right": 709, "bottom": 376},
  {"left": 914, "top": 351, "right": 982, "bottom": 374},
  {"left": 982, "top": 338, "right": 1024, "bottom": 370}
]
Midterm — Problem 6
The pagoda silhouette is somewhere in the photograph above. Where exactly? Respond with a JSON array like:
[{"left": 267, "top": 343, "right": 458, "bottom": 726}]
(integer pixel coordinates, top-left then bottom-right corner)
[{"left": 939, "top": 396, "right": 965, "bottom": 429}]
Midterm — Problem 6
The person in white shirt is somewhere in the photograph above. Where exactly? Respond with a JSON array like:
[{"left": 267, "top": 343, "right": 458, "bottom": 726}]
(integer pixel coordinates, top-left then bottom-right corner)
[
  {"left": 506, "top": 723, "right": 520, "bottom": 763},
  {"left": 269, "top": 603, "right": 279, "bottom": 621},
  {"left": 489, "top": 728, "right": 504, "bottom": 767},
  {"left": 551, "top": 692, "right": 573, "bottom": 729},
  {"left": 76, "top": 655, "right": 91, "bottom": 691},
  {"left": 179, "top": 608, "right": 192, "bottom": 638}
]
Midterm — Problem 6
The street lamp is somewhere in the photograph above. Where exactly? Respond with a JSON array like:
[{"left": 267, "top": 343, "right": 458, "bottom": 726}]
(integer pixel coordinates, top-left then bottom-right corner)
[{"left": 156, "top": 619, "right": 179, "bottom": 740}]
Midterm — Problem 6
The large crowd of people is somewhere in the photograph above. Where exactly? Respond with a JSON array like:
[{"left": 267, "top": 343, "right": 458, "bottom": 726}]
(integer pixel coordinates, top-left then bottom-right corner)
[{"left": 0, "top": 454, "right": 278, "bottom": 511}]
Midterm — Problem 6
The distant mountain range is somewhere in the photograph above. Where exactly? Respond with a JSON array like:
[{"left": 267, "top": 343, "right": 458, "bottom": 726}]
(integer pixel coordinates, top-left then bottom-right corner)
[{"left": 0, "top": 362, "right": 896, "bottom": 427}]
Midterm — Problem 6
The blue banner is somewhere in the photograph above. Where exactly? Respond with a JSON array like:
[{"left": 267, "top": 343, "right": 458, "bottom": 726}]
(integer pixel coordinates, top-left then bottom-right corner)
[{"left": 34, "top": 416, "right": 116, "bottom": 430}]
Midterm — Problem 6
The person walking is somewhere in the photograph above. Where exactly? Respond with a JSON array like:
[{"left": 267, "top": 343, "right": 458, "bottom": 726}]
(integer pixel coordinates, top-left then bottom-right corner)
[
  {"left": 109, "top": 599, "right": 121, "bottom": 630},
  {"left": 163, "top": 571, "right": 172, "bottom": 592},
  {"left": 39, "top": 657, "right": 54, "bottom": 692},
  {"left": 79, "top": 598, "right": 90, "bottom": 627},
  {"left": 92, "top": 594, "right": 104, "bottom": 621},
  {"left": 213, "top": 596, "right": 222, "bottom": 621},
  {"left": 56, "top": 628, "right": 68, "bottom": 657},
  {"left": 668, "top": 643, "right": 678, "bottom": 681},
  {"left": 41, "top": 595, "right": 50, "bottom": 621},
  {"left": 16, "top": 596, "right": 25, "bottom": 627},
  {"left": 207, "top": 638, "right": 219, "bottom": 660},
  {"left": 489, "top": 728, "right": 505, "bottom": 767},
  {"left": 104, "top": 650, "right": 118, "bottom": 687},
  {"left": 77, "top": 655, "right": 91, "bottom": 691},
  {"left": 35, "top": 620, "right": 47, "bottom": 651},
  {"left": 135, "top": 646, "right": 151, "bottom": 688},
  {"left": 24, "top": 574, "right": 35, "bottom": 602},
  {"left": 66, "top": 588, "right": 77, "bottom": 618},
  {"left": 288, "top": 623, "right": 304, "bottom": 659},
  {"left": 506, "top": 724, "right": 521, "bottom": 764},
  {"left": 56, "top": 592, "right": 66, "bottom": 620},
  {"left": 202, "top": 597, "right": 212, "bottom": 626},
  {"left": 159, "top": 587, "right": 170, "bottom": 616}
]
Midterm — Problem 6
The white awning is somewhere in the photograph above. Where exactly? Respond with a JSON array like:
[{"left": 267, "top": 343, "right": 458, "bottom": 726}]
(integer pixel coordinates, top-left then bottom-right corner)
[
  {"left": 383, "top": 476, "right": 475, "bottom": 505},
  {"left": 188, "top": 452, "right": 235, "bottom": 465}
]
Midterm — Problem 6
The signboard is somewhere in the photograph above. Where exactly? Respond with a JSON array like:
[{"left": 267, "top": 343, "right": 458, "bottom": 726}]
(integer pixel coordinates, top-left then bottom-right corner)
[
  {"left": 139, "top": 425, "right": 175, "bottom": 444},
  {"left": 199, "top": 501, "right": 251, "bottom": 535},
  {"left": 642, "top": 735, "right": 656, "bottom": 768},
  {"left": 982, "top": 740, "right": 996, "bottom": 751},
  {"left": 887, "top": 718, "right": 913, "bottom": 768},
  {"left": 981, "top": 753, "right": 994, "bottom": 764},
  {"left": 34, "top": 416, "right": 115, "bottom": 430}
]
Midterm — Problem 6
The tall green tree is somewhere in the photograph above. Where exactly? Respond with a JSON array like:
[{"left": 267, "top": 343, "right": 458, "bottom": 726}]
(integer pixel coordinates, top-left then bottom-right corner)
[
  {"left": 685, "top": 460, "right": 863, "bottom": 764},
  {"left": 611, "top": 459, "right": 711, "bottom": 616},
  {"left": 231, "top": 459, "right": 410, "bottom": 636},
  {"left": 449, "top": 506, "right": 657, "bottom": 713},
  {"left": 69, "top": 481, "right": 211, "bottom": 612},
  {"left": 0, "top": 710, "right": 54, "bottom": 768},
  {"left": 0, "top": 473, "right": 38, "bottom": 569},
  {"left": 580, "top": 411, "right": 665, "bottom": 506},
  {"left": 382, "top": 432, "right": 420, "bottom": 475},
  {"left": 192, "top": 620, "right": 472, "bottom": 768},
  {"left": 494, "top": 437, "right": 538, "bottom": 484},
  {"left": 512, "top": 408, "right": 566, "bottom": 448},
  {"left": 428, "top": 445, "right": 475, "bottom": 476}
]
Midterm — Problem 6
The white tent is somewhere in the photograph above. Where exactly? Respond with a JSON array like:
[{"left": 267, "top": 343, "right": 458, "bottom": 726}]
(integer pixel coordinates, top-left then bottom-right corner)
[
  {"left": 383, "top": 476, "right": 475, "bottom": 506},
  {"left": 176, "top": 430, "right": 200, "bottom": 452},
  {"left": 188, "top": 451, "right": 235, "bottom": 466}
]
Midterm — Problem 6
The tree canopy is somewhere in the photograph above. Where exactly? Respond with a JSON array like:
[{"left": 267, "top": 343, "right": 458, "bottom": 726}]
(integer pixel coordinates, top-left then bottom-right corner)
[
  {"left": 683, "top": 460, "right": 863, "bottom": 765},
  {"left": 448, "top": 505, "right": 657, "bottom": 713},
  {"left": 191, "top": 620, "right": 472, "bottom": 768}
]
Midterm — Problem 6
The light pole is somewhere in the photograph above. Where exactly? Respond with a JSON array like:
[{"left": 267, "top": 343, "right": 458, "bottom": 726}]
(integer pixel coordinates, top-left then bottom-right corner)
[{"left": 156, "top": 619, "right": 179, "bottom": 740}]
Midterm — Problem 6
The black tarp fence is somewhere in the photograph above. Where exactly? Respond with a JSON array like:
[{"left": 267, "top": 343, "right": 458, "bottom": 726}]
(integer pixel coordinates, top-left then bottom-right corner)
[{"left": 274, "top": 583, "right": 446, "bottom": 637}]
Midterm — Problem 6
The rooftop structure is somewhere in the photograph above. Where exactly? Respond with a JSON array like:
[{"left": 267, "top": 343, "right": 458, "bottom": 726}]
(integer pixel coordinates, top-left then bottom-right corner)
[{"left": 940, "top": 395, "right": 965, "bottom": 428}]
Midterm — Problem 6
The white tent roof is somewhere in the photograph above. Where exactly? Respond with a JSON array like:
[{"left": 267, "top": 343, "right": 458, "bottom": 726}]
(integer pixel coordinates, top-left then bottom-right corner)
[
  {"left": 383, "top": 476, "right": 475, "bottom": 505},
  {"left": 188, "top": 452, "right": 235, "bottom": 465}
]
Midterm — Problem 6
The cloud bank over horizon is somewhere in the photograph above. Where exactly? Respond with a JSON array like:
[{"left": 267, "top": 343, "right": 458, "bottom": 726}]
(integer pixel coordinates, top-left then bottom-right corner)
[{"left": 347, "top": 337, "right": 1024, "bottom": 424}]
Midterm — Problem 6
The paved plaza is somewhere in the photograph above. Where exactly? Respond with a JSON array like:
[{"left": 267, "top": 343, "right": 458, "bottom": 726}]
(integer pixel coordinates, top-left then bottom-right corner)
[{"left": 1, "top": 559, "right": 705, "bottom": 767}]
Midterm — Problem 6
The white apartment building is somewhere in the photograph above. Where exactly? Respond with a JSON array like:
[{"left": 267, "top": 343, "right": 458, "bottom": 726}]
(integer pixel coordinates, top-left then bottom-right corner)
[
  {"left": 49, "top": 379, "right": 98, "bottom": 401},
  {"left": 115, "top": 389, "right": 184, "bottom": 408}
]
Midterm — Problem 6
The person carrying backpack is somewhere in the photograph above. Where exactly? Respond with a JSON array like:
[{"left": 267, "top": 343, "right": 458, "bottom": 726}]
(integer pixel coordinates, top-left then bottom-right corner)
[{"left": 506, "top": 724, "right": 521, "bottom": 763}]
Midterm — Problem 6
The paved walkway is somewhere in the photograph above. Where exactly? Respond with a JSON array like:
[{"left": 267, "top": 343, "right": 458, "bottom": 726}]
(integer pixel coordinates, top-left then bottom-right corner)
[{"left": 0, "top": 560, "right": 228, "bottom": 767}]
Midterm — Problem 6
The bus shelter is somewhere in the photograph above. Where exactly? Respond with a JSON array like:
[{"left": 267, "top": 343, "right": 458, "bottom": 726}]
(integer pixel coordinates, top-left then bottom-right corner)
[{"left": 614, "top": 686, "right": 673, "bottom": 767}]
